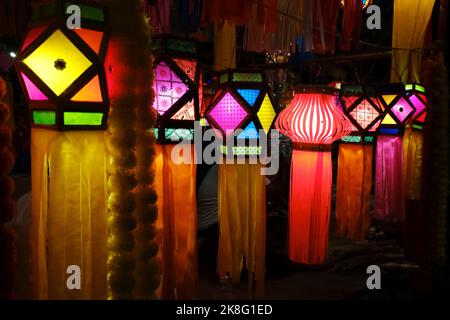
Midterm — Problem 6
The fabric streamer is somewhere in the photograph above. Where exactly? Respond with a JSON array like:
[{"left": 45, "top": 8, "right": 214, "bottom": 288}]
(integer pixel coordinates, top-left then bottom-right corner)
[
  {"left": 217, "top": 162, "right": 266, "bottom": 298},
  {"left": 340, "top": 0, "right": 362, "bottom": 51},
  {"left": 374, "top": 135, "right": 405, "bottom": 220},
  {"left": 335, "top": 143, "right": 372, "bottom": 240},
  {"left": 403, "top": 128, "right": 424, "bottom": 200},
  {"left": 390, "top": 0, "right": 435, "bottom": 82},
  {"left": 30, "top": 129, "right": 108, "bottom": 299},
  {"left": 214, "top": 21, "right": 236, "bottom": 71},
  {"left": 312, "top": 0, "right": 340, "bottom": 54},
  {"left": 289, "top": 150, "right": 332, "bottom": 264},
  {"left": 154, "top": 144, "right": 198, "bottom": 299},
  {"left": 244, "top": 0, "right": 302, "bottom": 53}
]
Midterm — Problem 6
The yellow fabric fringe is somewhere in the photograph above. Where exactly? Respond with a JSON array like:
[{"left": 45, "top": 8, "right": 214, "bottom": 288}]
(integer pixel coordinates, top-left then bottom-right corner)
[
  {"left": 154, "top": 144, "right": 198, "bottom": 299},
  {"left": 31, "top": 128, "right": 108, "bottom": 299},
  {"left": 403, "top": 128, "right": 424, "bottom": 200},
  {"left": 217, "top": 162, "right": 266, "bottom": 298}
]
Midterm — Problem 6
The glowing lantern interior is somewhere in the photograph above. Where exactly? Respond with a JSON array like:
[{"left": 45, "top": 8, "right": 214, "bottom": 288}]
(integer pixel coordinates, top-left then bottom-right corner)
[
  {"left": 153, "top": 61, "right": 188, "bottom": 115},
  {"left": 209, "top": 92, "right": 247, "bottom": 135},
  {"left": 71, "top": 75, "right": 102, "bottom": 102},
  {"left": 257, "top": 94, "right": 276, "bottom": 133},
  {"left": 237, "top": 89, "right": 260, "bottom": 107},
  {"left": 74, "top": 28, "right": 104, "bottom": 53},
  {"left": 22, "top": 73, "right": 48, "bottom": 100},
  {"left": 23, "top": 29, "right": 92, "bottom": 96}
]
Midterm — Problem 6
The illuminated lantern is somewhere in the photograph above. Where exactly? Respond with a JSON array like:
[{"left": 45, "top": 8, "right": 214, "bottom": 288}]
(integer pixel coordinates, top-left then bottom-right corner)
[
  {"left": 151, "top": 36, "right": 201, "bottom": 299},
  {"left": 374, "top": 84, "right": 415, "bottom": 220},
  {"left": 336, "top": 84, "right": 383, "bottom": 240},
  {"left": 152, "top": 35, "right": 201, "bottom": 143},
  {"left": 276, "top": 86, "right": 349, "bottom": 264},
  {"left": 204, "top": 70, "right": 277, "bottom": 296},
  {"left": 205, "top": 70, "right": 277, "bottom": 156},
  {"left": 15, "top": 1, "right": 109, "bottom": 130},
  {"left": 14, "top": 1, "right": 109, "bottom": 299},
  {"left": 403, "top": 83, "right": 429, "bottom": 200}
]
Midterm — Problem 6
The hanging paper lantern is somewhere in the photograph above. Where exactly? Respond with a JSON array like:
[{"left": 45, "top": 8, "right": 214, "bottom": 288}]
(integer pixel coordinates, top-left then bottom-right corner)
[
  {"left": 205, "top": 70, "right": 277, "bottom": 156},
  {"left": 276, "top": 86, "right": 349, "bottom": 264},
  {"left": 152, "top": 35, "right": 201, "bottom": 143},
  {"left": 203, "top": 70, "right": 277, "bottom": 296},
  {"left": 13, "top": 1, "right": 110, "bottom": 299},
  {"left": 374, "top": 84, "right": 414, "bottom": 220},
  {"left": 151, "top": 36, "right": 202, "bottom": 299},
  {"left": 14, "top": 0, "right": 109, "bottom": 130},
  {"left": 336, "top": 84, "right": 382, "bottom": 240}
]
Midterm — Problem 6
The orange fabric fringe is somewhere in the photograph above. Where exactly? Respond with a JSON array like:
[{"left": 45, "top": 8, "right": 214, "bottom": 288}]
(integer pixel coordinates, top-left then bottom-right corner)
[
  {"left": 289, "top": 150, "right": 332, "bottom": 265},
  {"left": 336, "top": 143, "right": 373, "bottom": 240}
]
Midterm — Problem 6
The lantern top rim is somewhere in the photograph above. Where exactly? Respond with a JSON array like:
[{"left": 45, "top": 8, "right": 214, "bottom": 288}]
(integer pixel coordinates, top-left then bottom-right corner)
[{"left": 293, "top": 85, "right": 338, "bottom": 95}]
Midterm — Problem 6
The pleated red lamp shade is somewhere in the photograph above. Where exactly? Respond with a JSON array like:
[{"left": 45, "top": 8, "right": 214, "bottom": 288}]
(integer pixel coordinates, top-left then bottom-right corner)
[{"left": 276, "top": 86, "right": 350, "bottom": 264}]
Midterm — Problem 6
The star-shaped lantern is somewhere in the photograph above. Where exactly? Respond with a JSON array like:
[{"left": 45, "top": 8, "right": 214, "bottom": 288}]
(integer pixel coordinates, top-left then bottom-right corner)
[{"left": 14, "top": 0, "right": 109, "bottom": 130}]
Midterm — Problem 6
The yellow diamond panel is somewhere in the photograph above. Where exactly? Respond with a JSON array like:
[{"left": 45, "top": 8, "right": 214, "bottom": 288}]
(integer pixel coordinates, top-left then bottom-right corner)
[
  {"left": 257, "top": 94, "right": 276, "bottom": 133},
  {"left": 23, "top": 29, "right": 92, "bottom": 96}
]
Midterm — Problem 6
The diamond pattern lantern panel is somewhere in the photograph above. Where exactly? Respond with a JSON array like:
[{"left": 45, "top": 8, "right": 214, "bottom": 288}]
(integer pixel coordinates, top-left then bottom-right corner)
[
  {"left": 208, "top": 91, "right": 248, "bottom": 135},
  {"left": 153, "top": 61, "right": 189, "bottom": 116},
  {"left": 14, "top": 0, "right": 109, "bottom": 130},
  {"left": 23, "top": 30, "right": 92, "bottom": 96},
  {"left": 405, "top": 84, "right": 429, "bottom": 129},
  {"left": 349, "top": 99, "right": 382, "bottom": 131}
]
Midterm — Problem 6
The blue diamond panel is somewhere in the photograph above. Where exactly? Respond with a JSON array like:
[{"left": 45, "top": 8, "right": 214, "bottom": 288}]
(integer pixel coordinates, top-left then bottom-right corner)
[
  {"left": 236, "top": 89, "right": 260, "bottom": 107},
  {"left": 237, "top": 121, "right": 259, "bottom": 139}
]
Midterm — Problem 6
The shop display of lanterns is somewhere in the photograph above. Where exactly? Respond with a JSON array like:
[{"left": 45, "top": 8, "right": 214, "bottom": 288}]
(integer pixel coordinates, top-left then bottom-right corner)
[
  {"left": 152, "top": 35, "right": 201, "bottom": 143},
  {"left": 14, "top": 0, "right": 109, "bottom": 130},
  {"left": 205, "top": 70, "right": 277, "bottom": 156}
]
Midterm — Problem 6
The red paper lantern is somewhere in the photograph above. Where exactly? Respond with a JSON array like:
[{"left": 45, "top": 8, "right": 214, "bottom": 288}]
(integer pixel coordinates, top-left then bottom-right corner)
[{"left": 276, "top": 86, "right": 350, "bottom": 264}]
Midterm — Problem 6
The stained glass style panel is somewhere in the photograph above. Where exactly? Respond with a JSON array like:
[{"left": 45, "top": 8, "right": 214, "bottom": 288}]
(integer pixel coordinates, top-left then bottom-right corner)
[
  {"left": 349, "top": 99, "right": 381, "bottom": 130},
  {"left": 23, "top": 29, "right": 92, "bottom": 96},
  {"left": 208, "top": 92, "right": 247, "bottom": 135},
  {"left": 390, "top": 97, "right": 414, "bottom": 123},
  {"left": 22, "top": 73, "right": 48, "bottom": 100},
  {"left": 257, "top": 94, "right": 276, "bottom": 133},
  {"left": 33, "top": 110, "right": 55, "bottom": 125},
  {"left": 171, "top": 99, "right": 195, "bottom": 120},
  {"left": 237, "top": 89, "right": 260, "bottom": 107},
  {"left": 153, "top": 61, "right": 188, "bottom": 115},
  {"left": 164, "top": 128, "right": 194, "bottom": 141},
  {"left": 74, "top": 28, "right": 104, "bottom": 53},
  {"left": 237, "top": 121, "right": 259, "bottom": 139},
  {"left": 173, "top": 58, "right": 197, "bottom": 82},
  {"left": 63, "top": 112, "right": 103, "bottom": 125},
  {"left": 71, "top": 75, "right": 102, "bottom": 102}
]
